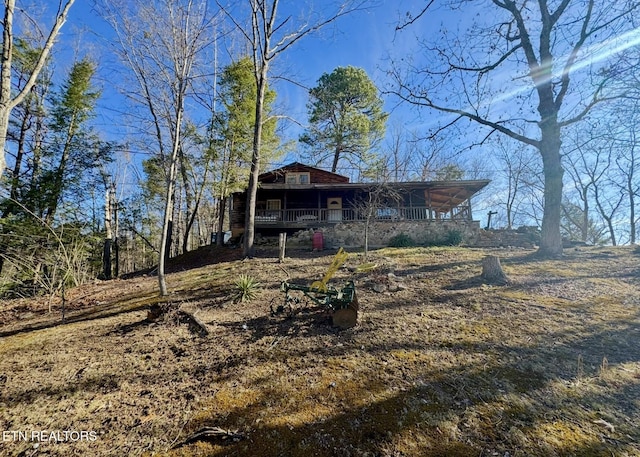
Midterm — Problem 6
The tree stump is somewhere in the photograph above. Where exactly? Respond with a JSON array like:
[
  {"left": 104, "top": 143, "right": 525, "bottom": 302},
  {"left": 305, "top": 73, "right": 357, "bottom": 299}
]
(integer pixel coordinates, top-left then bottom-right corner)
[{"left": 481, "top": 255, "right": 509, "bottom": 284}]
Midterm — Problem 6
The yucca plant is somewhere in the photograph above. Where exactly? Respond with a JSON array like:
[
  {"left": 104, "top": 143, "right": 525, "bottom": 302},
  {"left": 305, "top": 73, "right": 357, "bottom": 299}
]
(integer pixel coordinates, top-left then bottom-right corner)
[{"left": 233, "top": 274, "right": 261, "bottom": 303}]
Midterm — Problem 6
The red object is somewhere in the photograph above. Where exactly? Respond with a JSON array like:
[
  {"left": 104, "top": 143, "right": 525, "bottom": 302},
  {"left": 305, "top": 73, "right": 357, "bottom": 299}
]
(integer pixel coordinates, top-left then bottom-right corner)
[{"left": 312, "top": 231, "right": 324, "bottom": 251}]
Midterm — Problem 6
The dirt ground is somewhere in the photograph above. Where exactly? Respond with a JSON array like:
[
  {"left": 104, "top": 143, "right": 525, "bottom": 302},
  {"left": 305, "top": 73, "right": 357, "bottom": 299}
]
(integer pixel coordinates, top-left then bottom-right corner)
[{"left": 0, "top": 245, "right": 639, "bottom": 457}]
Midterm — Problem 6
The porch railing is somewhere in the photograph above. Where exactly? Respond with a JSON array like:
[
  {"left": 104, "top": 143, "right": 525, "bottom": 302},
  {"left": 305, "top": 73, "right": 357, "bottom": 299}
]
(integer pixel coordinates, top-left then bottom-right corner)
[{"left": 254, "top": 206, "right": 471, "bottom": 224}]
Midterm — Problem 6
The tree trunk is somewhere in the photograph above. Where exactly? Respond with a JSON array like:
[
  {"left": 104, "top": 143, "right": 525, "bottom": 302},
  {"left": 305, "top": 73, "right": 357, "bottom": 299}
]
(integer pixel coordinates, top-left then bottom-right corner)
[
  {"left": 243, "top": 68, "right": 268, "bottom": 258},
  {"left": 581, "top": 188, "right": 589, "bottom": 243},
  {"left": 8, "top": 103, "right": 31, "bottom": 202},
  {"left": 0, "top": 0, "right": 76, "bottom": 180},
  {"left": 103, "top": 187, "right": 113, "bottom": 279},
  {"left": 183, "top": 197, "right": 200, "bottom": 253},
  {"left": 0, "top": 108, "right": 9, "bottom": 180},
  {"left": 179, "top": 148, "right": 195, "bottom": 254},
  {"left": 628, "top": 175, "right": 636, "bottom": 244},
  {"left": 103, "top": 239, "right": 112, "bottom": 280},
  {"left": 113, "top": 193, "right": 119, "bottom": 278},
  {"left": 0, "top": 0, "right": 15, "bottom": 180},
  {"left": 216, "top": 197, "right": 226, "bottom": 246},
  {"left": 481, "top": 255, "right": 509, "bottom": 284},
  {"left": 114, "top": 238, "right": 119, "bottom": 278},
  {"left": 159, "top": 151, "right": 180, "bottom": 296},
  {"left": 364, "top": 216, "right": 370, "bottom": 260},
  {"left": 537, "top": 106, "right": 564, "bottom": 257}
]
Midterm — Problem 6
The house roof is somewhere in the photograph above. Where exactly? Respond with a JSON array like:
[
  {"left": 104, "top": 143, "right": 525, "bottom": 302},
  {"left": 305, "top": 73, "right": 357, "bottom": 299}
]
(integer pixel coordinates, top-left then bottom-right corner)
[
  {"left": 252, "top": 163, "right": 489, "bottom": 213},
  {"left": 258, "top": 162, "right": 350, "bottom": 183},
  {"left": 258, "top": 179, "right": 490, "bottom": 212}
]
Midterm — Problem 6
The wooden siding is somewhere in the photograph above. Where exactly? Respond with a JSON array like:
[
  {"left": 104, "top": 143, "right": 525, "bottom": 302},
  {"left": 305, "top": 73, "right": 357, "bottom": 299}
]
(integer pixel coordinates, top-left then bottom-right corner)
[{"left": 258, "top": 162, "right": 349, "bottom": 184}]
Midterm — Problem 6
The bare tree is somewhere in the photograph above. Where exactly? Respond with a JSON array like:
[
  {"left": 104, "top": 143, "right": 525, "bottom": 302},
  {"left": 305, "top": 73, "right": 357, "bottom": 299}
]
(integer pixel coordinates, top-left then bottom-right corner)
[
  {"left": 352, "top": 183, "right": 401, "bottom": 259},
  {"left": 571, "top": 130, "right": 623, "bottom": 245},
  {"left": 612, "top": 104, "right": 640, "bottom": 244},
  {"left": 380, "top": 125, "right": 451, "bottom": 182},
  {"left": 390, "top": 0, "right": 640, "bottom": 257},
  {"left": 0, "top": 0, "right": 76, "bottom": 179},
  {"left": 563, "top": 123, "right": 604, "bottom": 243},
  {"left": 219, "top": 0, "right": 367, "bottom": 257},
  {"left": 100, "top": 0, "right": 217, "bottom": 295},
  {"left": 490, "top": 138, "right": 538, "bottom": 229}
]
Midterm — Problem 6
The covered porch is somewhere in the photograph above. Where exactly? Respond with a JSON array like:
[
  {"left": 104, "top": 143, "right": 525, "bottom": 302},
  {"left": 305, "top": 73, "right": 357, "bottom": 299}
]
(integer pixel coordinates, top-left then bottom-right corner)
[{"left": 231, "top": 180, "right": 490, "bottom": 237}]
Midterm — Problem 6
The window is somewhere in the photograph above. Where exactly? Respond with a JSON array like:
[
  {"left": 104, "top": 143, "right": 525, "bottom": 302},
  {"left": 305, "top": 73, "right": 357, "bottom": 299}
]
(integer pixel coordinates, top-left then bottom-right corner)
[
  {"left": 285, "top": 172, "right": 310, "bottom": 184},
  {"left": 265, "top": 199, "right": 281, "bottom": 221}
]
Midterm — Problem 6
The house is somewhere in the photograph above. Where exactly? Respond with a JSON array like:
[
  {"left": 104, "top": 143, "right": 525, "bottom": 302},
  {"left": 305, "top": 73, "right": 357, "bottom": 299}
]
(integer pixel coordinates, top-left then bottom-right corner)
[{"left": 230, "top": 162, "right": 489, "bottom": 247}]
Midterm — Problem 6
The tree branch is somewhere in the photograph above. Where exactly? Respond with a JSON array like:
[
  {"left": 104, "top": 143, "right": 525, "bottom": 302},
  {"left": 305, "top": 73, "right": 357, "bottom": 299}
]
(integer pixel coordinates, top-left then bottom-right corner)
[
  {"left": 8, "top": 0, "right": 76, "bottom": 111},
  {"left": 395, "top": 0, "right": 436, "bottom": 31},
  {"left": 390, "top": 82, "right": 540, "bottom": 148}
]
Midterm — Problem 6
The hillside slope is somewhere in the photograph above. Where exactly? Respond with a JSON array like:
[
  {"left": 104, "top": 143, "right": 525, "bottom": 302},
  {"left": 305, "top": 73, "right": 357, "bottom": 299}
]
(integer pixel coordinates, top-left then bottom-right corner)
[{"left": 1, "top": 246, "right": 639, "bottom": 456}]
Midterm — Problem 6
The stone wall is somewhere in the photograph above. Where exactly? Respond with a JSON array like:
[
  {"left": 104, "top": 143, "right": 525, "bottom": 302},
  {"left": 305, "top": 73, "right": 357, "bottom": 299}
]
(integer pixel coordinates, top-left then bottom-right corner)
[
  {"left": 259, "top": 223, "right": 539, "bottom": 250},
  {"left": 307, "top": 220, "right": 481, "bottom": 249},
  {"left": 473, "top": 228, "right": 539, "bottom": 249}
]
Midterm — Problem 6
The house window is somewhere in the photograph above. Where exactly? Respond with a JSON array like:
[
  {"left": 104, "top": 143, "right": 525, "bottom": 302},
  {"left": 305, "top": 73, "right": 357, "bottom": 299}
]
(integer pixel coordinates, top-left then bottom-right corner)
[
  {"left": 266, "top": 199, "right": 281, "bottom": 210},
  {"left": 285, "top": 172, "right": 310, "bottom": 184}
]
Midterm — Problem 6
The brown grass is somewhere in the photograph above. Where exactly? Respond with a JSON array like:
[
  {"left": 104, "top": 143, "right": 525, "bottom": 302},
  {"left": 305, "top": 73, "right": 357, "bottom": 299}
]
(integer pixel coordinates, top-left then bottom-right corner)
[{"left": 1, "top": 245, "right": 639, "bottom": 456}]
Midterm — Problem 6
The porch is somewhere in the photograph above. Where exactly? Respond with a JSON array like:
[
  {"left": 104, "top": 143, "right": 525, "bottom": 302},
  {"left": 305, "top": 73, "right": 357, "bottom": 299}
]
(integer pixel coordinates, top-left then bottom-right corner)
[
  {"left": 230, "top": 177, "right": 490, "bottom": 238},
  {"left": 254, "top": 204, "right": 472, "bottom": 229}
]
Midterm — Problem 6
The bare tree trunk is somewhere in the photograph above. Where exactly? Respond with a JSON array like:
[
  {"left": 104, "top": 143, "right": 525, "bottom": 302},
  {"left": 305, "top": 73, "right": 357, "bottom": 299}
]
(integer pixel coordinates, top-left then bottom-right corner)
[
  {"left": 0, "top": 0, "right": 76, "bottom": 179},
  {"left": 581, "top": 188, "right": 590, "bottom": 243},
  {"left": 538, "top": 140, "right": 564, "bottom": 257},
  {"left": 630, "top": 192, "right": 636, "bottom": 245},
  {"left": 216, "top": 197, "right": 226, "bottom": 246},
  {"left": 625, "top": 163, "right": 636, "bottom": 244},
  {"left": 103, "top": 187, "right": 113, "bottom": 279},
  {"left": 243, "top": 62, "right": 268, "bottom": 258},
  {"left": 113, "top": 190, "right": 120, "bottom": 278},
  {"left": 227, "top": 0, "right": 363, "bottom": 257},
  {"left": 364, "top": 215, "right": 370, "bottom": 260},
  {"left": 159, "top": 144, "right": 180, "bottom": 296}
]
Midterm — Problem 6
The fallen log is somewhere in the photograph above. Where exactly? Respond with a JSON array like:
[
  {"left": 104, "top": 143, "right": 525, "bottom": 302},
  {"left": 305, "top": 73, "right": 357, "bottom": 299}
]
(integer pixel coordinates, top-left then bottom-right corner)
[
  {"left": 178, "top": 304, "right": 210, "bottom": 336},
  {"left": 172, "top": 426, "right": 245, "bottom": 449}
]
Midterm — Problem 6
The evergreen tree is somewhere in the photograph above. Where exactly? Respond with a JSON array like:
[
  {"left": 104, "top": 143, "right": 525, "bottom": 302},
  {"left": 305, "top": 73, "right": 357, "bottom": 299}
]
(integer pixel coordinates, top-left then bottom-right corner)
[
  {"left": 300, "top": 66, "right": 387, "bottom": 173},
  {"left": 0, "top": 58, "right": 112, "bottom": 293},
  {"left": 35, "top": 59, "right": 108, "bottom": 224},
  {"left": 212, "top": 56, "right": 279, "bottom": 243}
]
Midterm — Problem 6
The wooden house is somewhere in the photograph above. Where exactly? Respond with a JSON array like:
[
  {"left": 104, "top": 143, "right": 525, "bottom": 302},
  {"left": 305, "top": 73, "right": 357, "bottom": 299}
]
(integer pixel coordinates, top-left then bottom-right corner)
[{"left": 230, "top": 162, "right": 489, "bottom": 245}]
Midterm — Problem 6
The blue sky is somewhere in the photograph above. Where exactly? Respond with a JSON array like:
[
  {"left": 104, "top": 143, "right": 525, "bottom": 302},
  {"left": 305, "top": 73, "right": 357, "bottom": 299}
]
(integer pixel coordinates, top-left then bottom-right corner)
[
  {"left": 15, "top": 0, "right": 640, "bottom": 234},
  {"left": 37, "top": 0, "right": 640, "bottom": 169},
  {"left": 56, "top": 1, "right": 437, "bottom": 154}
]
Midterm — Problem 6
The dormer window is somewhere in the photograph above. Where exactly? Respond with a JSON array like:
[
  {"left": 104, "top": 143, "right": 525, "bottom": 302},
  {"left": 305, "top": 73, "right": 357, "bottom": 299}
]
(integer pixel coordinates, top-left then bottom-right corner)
[{"left": 285, "top": 172, "right": 310, "bottom": 184}]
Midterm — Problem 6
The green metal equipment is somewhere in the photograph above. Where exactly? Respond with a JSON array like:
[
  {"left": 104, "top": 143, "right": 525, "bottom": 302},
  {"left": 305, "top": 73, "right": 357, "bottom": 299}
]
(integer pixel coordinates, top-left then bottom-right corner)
[{"left": 273, "top": 248, "right": 359, "bottom": 329}]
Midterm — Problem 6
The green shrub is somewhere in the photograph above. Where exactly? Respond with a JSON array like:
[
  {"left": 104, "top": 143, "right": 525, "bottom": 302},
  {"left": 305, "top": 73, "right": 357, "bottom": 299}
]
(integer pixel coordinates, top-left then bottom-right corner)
[
  {"left": 388, "top": 233, "right": 416, "bottom": 248},
  {"left": 233, "top": 274, "right": 261, "bottom": 303},
  {"left": 444, "top": 229, "right": 464, "bottom": 246}
]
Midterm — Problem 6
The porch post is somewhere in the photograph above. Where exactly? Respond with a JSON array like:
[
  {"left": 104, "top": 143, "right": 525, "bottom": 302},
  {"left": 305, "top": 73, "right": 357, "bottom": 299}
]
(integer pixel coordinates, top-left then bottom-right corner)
[{"left": 284, "top": 191, "right": 288, "bottom": 221}]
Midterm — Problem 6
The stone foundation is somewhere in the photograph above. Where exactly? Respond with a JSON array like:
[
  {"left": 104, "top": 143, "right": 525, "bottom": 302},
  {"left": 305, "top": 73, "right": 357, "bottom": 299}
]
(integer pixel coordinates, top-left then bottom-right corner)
[
  {"left": 473, "top": 228, "right": 540, "bottom": 249},
  {"left": 256, "top": 223, "right": 540, "bottom": 250},
  {"left": 289, "top": 220, "right": 481, "bottom": 249}
]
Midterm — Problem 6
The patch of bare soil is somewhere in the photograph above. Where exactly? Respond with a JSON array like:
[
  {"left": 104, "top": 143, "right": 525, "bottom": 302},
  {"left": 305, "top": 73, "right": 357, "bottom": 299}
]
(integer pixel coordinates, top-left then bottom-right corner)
[{"left": 1, "top": 245, "right": 639, "bottom": 457}]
